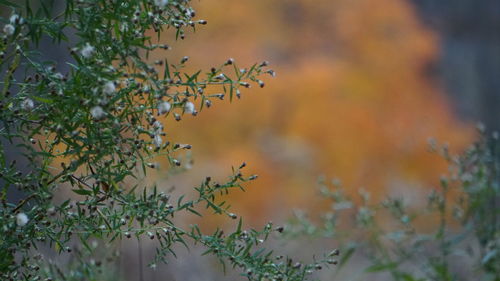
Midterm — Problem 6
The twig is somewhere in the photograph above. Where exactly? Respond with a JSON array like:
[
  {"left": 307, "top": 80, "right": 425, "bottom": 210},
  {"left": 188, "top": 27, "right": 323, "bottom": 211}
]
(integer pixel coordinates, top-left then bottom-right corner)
[{"left": 12, "top": 193, "right": 36, "bottom": 212}]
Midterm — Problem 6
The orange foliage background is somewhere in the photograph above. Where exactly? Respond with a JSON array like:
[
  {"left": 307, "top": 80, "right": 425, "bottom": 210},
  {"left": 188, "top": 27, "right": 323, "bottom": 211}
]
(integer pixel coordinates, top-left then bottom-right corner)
[{"left": 151, "top": 0, "right": 474, "bottom": 225}]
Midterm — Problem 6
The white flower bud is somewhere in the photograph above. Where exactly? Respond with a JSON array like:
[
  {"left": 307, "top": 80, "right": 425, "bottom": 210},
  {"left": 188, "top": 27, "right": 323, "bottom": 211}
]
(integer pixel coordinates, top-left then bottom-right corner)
[
  {"left": 80, "top": 43, "right": 95, "bottom": 58},
  {"left": 152, "top": 120, "right": 163, "bottom": 132},
  {"left": 16, "top": 213, "right": 29, "bottom": 226},
  {"left": 157, "top": 101, "right": 171, "bottom": 115},
  {"left": 3, "top": 24, "right": 15, "bottom": 36},
  {"left": 9, "top": 14, "right": 23, "bottom": 24},
  {"left": 21, "top": 98, "right": 35, "bottom": 111},
  {"left": 153, "top": 134, "right": 162, "bottom": 148},
  {"left": 103, "top": 81, "right": 116, "bottom": 95},
  {"left": 90, "top": 106, "right": 106, "bottom": 120},
  {"left": 184, "top": 101, "right": 195, "bottom": 114},
  {"left": 154, "top": 0, "right": 168, "bottom": 8},
  {"left": 53, "top": 72, "right": 64, "bottom": 80}
]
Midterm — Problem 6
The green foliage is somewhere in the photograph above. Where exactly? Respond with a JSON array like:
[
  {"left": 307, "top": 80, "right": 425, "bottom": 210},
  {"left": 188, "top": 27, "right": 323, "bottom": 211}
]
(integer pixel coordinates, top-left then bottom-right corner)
[
  {"left": 0, "top": 0, "right": 333, "bottom": 280},
  {"left": 286, "top": 132, "right": 500, "bottom": 281}
]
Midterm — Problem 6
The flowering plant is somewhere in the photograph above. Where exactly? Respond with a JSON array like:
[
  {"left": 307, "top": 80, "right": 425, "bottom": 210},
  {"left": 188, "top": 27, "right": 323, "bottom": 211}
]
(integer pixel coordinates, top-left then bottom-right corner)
[{"left": 0, "top": 0, "right": 335, "bottom": 280}]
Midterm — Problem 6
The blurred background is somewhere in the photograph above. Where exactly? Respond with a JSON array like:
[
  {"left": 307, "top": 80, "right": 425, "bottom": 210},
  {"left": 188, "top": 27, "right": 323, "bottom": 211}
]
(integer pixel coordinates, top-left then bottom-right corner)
[{"left": 159, "top": 0, "right": 482, "bottom": 224}]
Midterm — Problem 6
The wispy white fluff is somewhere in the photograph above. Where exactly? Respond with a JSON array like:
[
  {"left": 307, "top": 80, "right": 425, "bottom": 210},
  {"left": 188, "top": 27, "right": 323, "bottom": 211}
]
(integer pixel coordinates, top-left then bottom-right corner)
[
  {"left": 103, "top": 81, "right": 116, "bottom": 95},
  {"left": 21, "top": 98, "right": 35, "bottom": 111},
  {"left": 90, "top": 106, "right": 106, "bottom": 120},
  {"left": 184, "top": 101, "right": 195, "bottom": 114},
  {"left": 153, "top": 134, "right": 163, "bottom": 148},
  {"left": 154, "top": 0, "right": 169, "bottom": 8},
  {"left": 3, "top": 24, "right": 15, "bottom": 35},
  {"left": 80, "top": 43, "right": 95, "bottom": 58},
  {"left": 16, "top": 213, "right": 29, "bottom": 226},
  {"left": 157, "top": 101, "right": 171, "bottom": 115}
]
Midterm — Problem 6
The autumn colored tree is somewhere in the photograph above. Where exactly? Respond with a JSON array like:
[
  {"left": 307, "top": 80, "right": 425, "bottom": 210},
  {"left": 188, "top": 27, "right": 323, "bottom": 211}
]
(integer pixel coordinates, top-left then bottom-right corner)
[{"left": 158, "top": 0, "right": 473, "bottom": 223}]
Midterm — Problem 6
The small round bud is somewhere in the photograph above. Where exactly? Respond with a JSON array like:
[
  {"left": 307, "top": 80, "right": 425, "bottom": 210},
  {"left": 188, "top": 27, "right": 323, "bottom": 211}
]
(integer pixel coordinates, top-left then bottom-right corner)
[
  {"left": 16, "top": 213, "right": 29, "bottom": 226},
  {"left": 103, "top": 81, "right": 116, "bottom": 95},
  {"left": 153, "top": 0, "right": 168, "bottom": 8},
  {"left": 327, "top": 259, "right": 338, "bottom": 265},
  {"left": 90, "top": 106, "right": 106, "bottom": 120},
  {"left": 21, "top": 98, "right": 35, "bottom": 111},
  {"left": 184, "top": 101, "right": 195, "bottom": 115},
  {"left": 3, "top": 24, "right": 15, "bottom": 35},
  {"left": 157, "top": 101, "right": 171, "bottom": 115}
]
